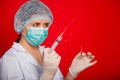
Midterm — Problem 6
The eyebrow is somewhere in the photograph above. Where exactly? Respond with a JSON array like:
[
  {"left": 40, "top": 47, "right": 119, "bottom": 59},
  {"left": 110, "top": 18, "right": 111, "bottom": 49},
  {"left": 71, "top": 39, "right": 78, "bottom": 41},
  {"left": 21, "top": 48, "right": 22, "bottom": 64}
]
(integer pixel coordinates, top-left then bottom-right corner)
[{"left": 44, "top": 22, "right": 50, "bottom": 24}]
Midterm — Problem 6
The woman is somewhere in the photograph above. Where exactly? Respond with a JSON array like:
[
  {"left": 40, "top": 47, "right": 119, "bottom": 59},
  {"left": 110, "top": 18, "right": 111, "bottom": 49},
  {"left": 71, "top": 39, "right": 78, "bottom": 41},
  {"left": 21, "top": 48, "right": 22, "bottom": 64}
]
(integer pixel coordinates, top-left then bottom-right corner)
[{"left": 0, "top": 0, "right": 97, "bottom": 80}]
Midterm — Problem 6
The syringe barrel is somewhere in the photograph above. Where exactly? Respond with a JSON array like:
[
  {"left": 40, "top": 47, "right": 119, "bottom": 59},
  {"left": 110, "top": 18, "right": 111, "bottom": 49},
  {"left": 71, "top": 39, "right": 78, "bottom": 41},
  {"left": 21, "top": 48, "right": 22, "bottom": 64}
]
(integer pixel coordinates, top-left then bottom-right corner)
[{"left": 50, "top": 36, "right": 62, "bottom": 52}]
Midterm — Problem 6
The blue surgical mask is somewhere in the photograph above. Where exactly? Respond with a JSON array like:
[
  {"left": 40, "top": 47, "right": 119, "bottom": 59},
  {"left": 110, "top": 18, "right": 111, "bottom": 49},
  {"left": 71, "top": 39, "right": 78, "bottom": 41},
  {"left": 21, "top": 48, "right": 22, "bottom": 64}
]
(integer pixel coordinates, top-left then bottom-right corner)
[{"left": 25, "top": 27, "right": 48, "bottom": 46}]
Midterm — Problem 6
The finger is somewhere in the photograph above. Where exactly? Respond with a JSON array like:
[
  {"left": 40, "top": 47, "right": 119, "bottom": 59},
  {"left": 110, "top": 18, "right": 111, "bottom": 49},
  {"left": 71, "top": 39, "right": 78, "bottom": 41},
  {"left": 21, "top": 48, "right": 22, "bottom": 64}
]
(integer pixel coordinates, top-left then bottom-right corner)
[
  {"left": 87, "top": 52, "right": 95, "bottom": 61},
  {"left": 46, "top": 47, "right": 50, "bottom": 50},
  {"left": 43, "top": 49, "right": 47, "bottom": 56},
  {"left": 81, "top": 52, "right": 86, "bottom": 57},
  {"left": 90, "top": 55, "right": 95, "bottom": 61},
  {"left": 50, "top": 51, "right": 56, "bottom": 56},
  {"left": 57, "top": 56, "right": 61, "bottom": 61},
  {"left": 87, "top": 52, "right": 92, "bottom": 58},
  {"left": 88, "top": 60, "right": 97, "bottom": 67},
  {"left": 54, "top": 53, "right": 58, "bottom": 57},
  {"left": 56, "top": 56, "right": 61, "bottom": 66},
  {"left": 46, "top": 47, "right": 51, "bottom": 54},
  {"left": 43, "top": 48, "right": 52, "bottom": 57},
  {"left": 75, "top": 52, "right": 82, "bottom": 59},
  {"left": 78, "top": 52, "right": 83, "bottom": 58},
  {"left": 44, "top": 48, "right": 50, "bottom": 54}
]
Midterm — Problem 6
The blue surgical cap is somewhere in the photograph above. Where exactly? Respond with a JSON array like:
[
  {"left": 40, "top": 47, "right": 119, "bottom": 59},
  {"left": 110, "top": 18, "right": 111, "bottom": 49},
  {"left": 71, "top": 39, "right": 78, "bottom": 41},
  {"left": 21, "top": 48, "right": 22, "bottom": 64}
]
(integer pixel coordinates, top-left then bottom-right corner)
[{"left": 14, "top": 0, "right": 53, "bottom": 34}]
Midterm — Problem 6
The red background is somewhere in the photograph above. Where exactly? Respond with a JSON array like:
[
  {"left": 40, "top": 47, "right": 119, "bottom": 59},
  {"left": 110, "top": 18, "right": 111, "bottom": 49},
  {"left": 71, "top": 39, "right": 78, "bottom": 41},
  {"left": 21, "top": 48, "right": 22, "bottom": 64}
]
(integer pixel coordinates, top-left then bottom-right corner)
[{"left": 0, "top": 0, "right": 120, "bottom": 80}]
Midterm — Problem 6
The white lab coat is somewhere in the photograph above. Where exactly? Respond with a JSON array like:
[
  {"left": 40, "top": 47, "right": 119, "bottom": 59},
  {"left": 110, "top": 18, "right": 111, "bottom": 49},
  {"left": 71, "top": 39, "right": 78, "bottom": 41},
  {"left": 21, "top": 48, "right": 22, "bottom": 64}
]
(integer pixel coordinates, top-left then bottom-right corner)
[{"left": 0, "top": 42, "right": 64, "bottom": 80}]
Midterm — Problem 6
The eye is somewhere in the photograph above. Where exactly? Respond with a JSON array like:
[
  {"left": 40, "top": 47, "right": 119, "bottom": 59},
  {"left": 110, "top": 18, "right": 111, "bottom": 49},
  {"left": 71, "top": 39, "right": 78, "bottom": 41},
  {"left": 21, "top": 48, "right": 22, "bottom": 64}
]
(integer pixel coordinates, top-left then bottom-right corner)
[
  {"left": 43, "top": 23, "right": 49, "bottom": 28},
  {"left": 32, "top": 23, "right": 40, "bottom": 27}
]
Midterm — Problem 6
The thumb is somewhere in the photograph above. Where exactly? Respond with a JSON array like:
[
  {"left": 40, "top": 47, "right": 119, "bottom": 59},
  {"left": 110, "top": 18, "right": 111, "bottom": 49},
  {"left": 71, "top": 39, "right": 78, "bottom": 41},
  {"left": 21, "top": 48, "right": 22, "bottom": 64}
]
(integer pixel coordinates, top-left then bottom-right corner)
[{"left": 75, "top": 52, "right": 82, "bottom": 59}]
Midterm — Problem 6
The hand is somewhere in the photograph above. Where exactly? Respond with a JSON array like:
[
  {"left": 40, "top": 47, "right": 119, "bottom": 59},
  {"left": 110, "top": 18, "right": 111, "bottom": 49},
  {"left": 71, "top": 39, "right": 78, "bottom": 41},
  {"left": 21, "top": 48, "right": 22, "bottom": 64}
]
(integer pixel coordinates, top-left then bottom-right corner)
[
  {"left": 42, "top": 48, "right": 61, "bottom": 70},
  {"left": 40, "top": 48, "right": 61, "bottom": 80},
  {"left": 69, "top": 52, "right": 97, "bottom": 78}
]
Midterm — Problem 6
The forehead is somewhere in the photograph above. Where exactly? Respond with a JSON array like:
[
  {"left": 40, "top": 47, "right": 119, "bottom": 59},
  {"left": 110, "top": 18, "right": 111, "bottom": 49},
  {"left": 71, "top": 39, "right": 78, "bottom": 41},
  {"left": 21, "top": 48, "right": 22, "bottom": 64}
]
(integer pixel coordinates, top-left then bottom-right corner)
[
  {"left": 30, "top": 19, "right": 50, "bottom": 24},
  {"left": 25, "top": 19, "right": 50, "bottom": 26},
  {"left": 24, "top": 14, "right": 51, "bottom": 27},
  {"left": 24, "top": 19, "right": 50, "bottom": 28}
]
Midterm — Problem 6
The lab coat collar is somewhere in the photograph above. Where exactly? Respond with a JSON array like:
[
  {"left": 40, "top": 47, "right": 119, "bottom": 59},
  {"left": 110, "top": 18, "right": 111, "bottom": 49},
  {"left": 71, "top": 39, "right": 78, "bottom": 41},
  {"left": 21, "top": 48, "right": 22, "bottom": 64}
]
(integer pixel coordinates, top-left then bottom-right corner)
[
  {"left": 12, "top": 42, "right": 44, "bottom": 53},
  {"left": 12, "top": 42, "right": 27, "bottom": 53},
  {"left": 11, "top": 42, "right": 43, "bottom": 68}
]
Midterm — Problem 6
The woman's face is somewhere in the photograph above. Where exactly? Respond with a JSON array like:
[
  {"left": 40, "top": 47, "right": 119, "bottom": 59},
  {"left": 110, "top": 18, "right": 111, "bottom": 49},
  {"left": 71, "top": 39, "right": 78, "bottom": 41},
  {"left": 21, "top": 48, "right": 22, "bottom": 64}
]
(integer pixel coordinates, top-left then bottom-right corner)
[{"left": 22, "top": 19, "right": 50, "bottom": 35}]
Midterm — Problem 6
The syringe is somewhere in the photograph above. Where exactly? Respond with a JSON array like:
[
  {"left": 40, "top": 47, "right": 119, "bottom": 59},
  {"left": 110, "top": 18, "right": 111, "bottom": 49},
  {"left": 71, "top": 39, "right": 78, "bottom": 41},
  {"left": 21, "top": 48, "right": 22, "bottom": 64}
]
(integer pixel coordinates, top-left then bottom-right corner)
[
  {"left": 80, "top": 44, "right": 83, "bottom": 53},
  {"left": 50, "top": 19, "right": 76, "bottom": 52},
  {"left": 50, "top": 32, "right": 63, "bottom": 52},
  {"left": 49, "top": 25, "right": 69, "bottom": 52}
]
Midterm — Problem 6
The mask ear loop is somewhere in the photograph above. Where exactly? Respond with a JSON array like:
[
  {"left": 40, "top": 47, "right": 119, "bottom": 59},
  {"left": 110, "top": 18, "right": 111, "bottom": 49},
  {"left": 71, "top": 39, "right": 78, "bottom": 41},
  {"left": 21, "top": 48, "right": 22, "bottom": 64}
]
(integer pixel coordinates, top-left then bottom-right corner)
[
  {"left": 22, "top": 32, "right": 26, "bottom": 37},
  {"left": 21, "top": 25, "right": 29, "bottom": 38},
  {"left": 22, "top": 32, "right": 25, "bottom": 38},
  {"left": 21, "top": 32, "right": 30, "bottom": 46}
]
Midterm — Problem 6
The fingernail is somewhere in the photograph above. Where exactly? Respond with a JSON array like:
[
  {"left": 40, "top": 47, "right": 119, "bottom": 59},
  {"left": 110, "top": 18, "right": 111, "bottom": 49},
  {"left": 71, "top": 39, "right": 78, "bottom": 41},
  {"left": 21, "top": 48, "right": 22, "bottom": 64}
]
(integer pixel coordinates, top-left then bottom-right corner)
[{"left": 82, "top": 52, "right": 86, "bottom": 56}]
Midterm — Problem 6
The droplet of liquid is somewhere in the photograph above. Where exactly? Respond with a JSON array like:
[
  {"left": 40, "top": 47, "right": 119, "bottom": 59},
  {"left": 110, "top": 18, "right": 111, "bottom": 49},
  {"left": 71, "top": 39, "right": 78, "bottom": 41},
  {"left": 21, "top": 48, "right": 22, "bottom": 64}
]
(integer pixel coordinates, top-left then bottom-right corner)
[{"left": 64, "top": 40, "right": 67, "bottom": 43}]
